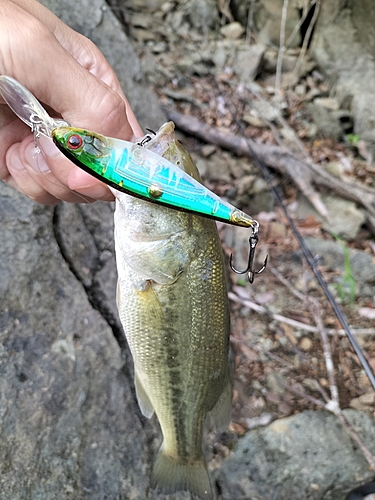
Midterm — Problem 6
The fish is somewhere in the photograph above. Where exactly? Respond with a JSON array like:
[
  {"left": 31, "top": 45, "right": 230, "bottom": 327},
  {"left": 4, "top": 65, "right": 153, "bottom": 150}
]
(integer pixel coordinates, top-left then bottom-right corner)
[{"left": 111, "top": 122, "right": 232, "bottom": 499}]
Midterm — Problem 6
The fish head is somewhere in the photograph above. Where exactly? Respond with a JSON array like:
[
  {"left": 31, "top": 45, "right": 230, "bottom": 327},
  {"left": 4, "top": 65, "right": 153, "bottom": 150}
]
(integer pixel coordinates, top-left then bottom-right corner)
[
  {"left": 145, "top": 122, "right": 201, "bottom": 182},
  {"left": 52, "top": 127, "right": 110, "bottom": 165}
]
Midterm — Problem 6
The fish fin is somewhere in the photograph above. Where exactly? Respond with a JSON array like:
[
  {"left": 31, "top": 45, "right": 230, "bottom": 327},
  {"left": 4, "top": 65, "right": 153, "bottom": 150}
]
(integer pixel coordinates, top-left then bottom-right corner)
[
  {"left": 150, "top": 448, "right": 214, "bottom": 500},
  {"left": 134, "top": 372, "right": 154, "bottom": 418},
  {"left": 209, "top": 380, "right": 232, "bottom": 431},
  {"left": 116, "top": 279, "right": 121, "bottom": 310}
]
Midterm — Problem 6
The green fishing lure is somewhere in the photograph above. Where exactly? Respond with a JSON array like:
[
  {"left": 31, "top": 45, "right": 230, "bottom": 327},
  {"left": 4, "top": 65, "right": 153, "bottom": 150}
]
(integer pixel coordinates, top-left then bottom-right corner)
[{"left": 52, "top": 126, "right": 255, "bottom": 228}]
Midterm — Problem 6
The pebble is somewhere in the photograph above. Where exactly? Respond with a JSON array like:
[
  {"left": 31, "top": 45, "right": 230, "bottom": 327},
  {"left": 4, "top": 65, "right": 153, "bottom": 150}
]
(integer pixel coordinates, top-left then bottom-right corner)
[
  {"left": 250, "top": 177, "right": 268, "bottom": 194},
  {"left": 242, "top": 113, "right": 267, "bottom": 128},
  {"left": 299, "top": 337, "right": 313, "bottom": 351},
  {"left": 314, "top": 97, "right": 339, "bottom": 111},
  {"left": 200, "top": 144, "right": 216, "bottom": 157},
  {"left": 220, "top": 22, "right": 245, "bottom": 39},
  {"left": 324, "top": 161, "right": 345, "bottom": 178},
  {"left": 252, "top": 99, "right": 280, "bottom": 122}
]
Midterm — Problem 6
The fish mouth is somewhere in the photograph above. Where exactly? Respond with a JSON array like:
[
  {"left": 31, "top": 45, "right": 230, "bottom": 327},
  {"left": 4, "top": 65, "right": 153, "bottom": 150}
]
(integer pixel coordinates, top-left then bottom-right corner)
[{"left": 142, "top": 121, "right": 176, "bottom": 156}]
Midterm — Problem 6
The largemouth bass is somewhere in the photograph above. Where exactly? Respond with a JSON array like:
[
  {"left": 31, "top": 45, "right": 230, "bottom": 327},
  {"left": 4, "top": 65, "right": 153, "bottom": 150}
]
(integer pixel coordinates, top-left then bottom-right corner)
[{"left": 113, "top": 122, "right": 231, "bottom": 499}]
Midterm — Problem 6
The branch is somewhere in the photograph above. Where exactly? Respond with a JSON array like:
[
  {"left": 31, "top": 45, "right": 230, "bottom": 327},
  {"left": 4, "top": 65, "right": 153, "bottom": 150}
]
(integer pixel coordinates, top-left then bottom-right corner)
[{"left": 164, "top": 107, "right": 375, "bottom": 222}]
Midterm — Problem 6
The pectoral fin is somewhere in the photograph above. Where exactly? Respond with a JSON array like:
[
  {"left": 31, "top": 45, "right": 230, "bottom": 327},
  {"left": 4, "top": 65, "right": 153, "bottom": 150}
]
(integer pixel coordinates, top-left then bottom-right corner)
[{"left": 135, "top": 372, "right": 154, "bottom": 418}]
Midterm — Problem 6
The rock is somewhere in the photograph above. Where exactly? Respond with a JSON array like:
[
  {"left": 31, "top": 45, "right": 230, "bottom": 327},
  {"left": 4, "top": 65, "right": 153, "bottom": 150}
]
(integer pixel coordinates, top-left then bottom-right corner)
[
  {"left": 294, "top": 193, "right": 366, "bottom": 240},
  {"left": 233, "top": 44, "right": 265, "bottom": 81},
  {"left": 311, "top": 1, "right": 375, "bottom": 145},
  {"left": 53, "top": 203, "right": 99, "bottom": 288},
  {"left": 299, "top": 337, "right": 313, "bottom": 351},
  {"left": 220, "top": 21, "right": 245, "bottom": 39},
  {"left": 122, "top": 0, "right": 165, "bottom": 10},
  {"left": 300, "top": 237, "right": 375, "bottom": 286},
  {"left": 305, "top": 103, "right": 343, "bottom": 140},
  {"left": 0, "top": 184, "right": 151, "bottom": 499},
  {"left": 204, "top": 152, "right": 232, "bottom": 182},
  {"left": 201, "top": 144, "right": 217, "bottom": 157},
  {"left": 181, "top": 0, "right": 218, "bottom": 31},
  {"left": 243, "top": 113, "right": 267, "bottom": 128},
  {"left": 324, "top": 161, "right": 346, "bottom": 178},
  {"left": 314, "top": 97, "right": 340, "bottom": 111},
  {"left": 217, "top": 410, "right": 375, "bottom": 500},
  {"left": 252, "top": 99, "right": 280, "bottom": 122}
]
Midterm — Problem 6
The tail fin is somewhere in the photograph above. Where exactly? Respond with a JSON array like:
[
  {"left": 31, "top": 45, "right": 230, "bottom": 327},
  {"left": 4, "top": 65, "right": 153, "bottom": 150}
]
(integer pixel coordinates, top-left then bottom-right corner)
[{"left": 150, "top": 447, "right": 214, "bottom": 500}]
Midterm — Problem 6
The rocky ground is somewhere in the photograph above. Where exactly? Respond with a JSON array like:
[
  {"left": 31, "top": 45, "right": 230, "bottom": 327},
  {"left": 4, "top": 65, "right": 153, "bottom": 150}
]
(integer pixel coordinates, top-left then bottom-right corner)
[
  {"left": 119, "top": 0, "right": 375, "bottom": 429},
  {"left": 119, "top": 1, "right": 375, "bottom": 496},
  {"left": 2, "top": 0, "right": 375, "bottom": 499}
]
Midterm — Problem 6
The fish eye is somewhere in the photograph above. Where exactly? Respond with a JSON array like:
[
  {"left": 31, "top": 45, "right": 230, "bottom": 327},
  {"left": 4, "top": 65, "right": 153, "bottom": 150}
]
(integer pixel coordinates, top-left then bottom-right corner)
[{"left": 67, "top": 134, "right": 83, "bottom": 150}]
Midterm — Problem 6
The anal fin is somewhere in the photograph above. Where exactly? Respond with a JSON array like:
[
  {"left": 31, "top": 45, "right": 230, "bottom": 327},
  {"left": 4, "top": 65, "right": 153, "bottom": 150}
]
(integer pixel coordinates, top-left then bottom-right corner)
[
  {"left": 134, "top": 371, "right": 154, "bottom": 418},
  {"left": 209, "top": 380, "right": 232, "bottom": 431}
]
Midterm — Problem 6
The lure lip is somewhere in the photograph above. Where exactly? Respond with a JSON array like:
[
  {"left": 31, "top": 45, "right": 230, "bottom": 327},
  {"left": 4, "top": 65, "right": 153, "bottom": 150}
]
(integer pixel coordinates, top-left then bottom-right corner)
[{"left": 0, "top": 75, "right": 68, "bottom": 137}]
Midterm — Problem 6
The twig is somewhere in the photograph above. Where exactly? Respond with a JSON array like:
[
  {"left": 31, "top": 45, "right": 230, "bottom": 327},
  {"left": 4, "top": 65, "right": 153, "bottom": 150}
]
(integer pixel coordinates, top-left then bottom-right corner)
[
  {"left": 282, "top": 382, "right": 326, "bottom": 408},
  {"left": 334, "top": 411, "right": 375, "bottom": 470},
  {"left": 229, "top": 291, "right": 319, "bottom": 333},
  {"left": 307, "top": 297, "right": 340, "bottom": 405},
  {"left": 268, "top": 264, "right": 305, "bottom": 302},
  {"left": 269, "top": 263, "right": 375, "bottom": 336},
  {"left": 245, "top": 0, "right": 256, "bottom": 45},
  {"left": 285, "top": 0, "right": 312, "bottom": 48},
  {"left": 275, "top": 0, "right": 289, "bottom": 98},
  {"left": 229, "top": 291, "right": 375, "bottom": 337},
  {"left": 218, "top": 0, "right": 234, "bottom": 24}
]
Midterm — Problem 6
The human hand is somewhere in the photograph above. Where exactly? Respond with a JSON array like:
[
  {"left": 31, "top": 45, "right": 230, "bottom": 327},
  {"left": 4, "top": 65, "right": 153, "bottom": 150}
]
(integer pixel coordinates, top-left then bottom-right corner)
[{"left": 0, "top": 0, "right": 143, "bottom": 204}]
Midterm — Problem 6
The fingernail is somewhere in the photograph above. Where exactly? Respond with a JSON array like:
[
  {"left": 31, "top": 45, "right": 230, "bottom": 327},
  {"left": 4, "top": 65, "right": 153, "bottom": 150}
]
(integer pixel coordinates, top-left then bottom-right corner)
[
  {"left": 38, "top": 135, "right": 61, "bottom": 158},
  {"left": 25, "top": 142, "right": 50, "bottom": 173},
  {"left": 78, "top": 184, "right": 110, "bottom": 199}
]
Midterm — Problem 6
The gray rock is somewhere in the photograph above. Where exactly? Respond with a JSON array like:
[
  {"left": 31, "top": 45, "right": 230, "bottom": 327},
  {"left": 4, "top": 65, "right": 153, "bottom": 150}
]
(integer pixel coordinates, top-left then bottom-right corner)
[
  {"left": 305, "top": 103, "right": 343, "bottom": 141},
  {"left": 302, "top": 237, "right": 375, "bottom": 285},
  {"left": 180, "top": 0, "right": 218, "bottom": 32},
  {"left": 0, "top": 184, "right": 149, "bottom": 499},
  {"left": 217, "top": 409, "right": 375, "bottom": 500},
  {"left": 311, "top": 1, "right": 375, "bottom": 145},
  {"left": 295, "top": 193, "right": 366, "bottom": 240},
  {"left": 233, "top": 44, "right": 265, "bottom": 82}
]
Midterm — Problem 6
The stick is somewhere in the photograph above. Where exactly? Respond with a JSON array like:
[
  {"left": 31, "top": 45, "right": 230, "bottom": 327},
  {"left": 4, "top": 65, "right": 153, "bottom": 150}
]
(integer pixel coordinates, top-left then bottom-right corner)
[
  {"left": 275, "top": 0, "right": 289, "bottom": 98},
  {"left": 164, "top": 108, "right": 375, "bottom": 220}
]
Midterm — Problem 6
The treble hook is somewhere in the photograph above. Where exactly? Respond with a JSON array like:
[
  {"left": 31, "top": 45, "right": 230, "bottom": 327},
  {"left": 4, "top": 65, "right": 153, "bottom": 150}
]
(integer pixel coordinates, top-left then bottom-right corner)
[{"left": 229, "top": 220, "right": 268, "bottom": 284}]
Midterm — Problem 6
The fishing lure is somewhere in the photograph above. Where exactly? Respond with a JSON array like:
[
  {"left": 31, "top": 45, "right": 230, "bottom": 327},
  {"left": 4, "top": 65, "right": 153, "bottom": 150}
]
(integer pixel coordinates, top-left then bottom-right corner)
[
  {"left": 0, "top": 75, "right": 267, "bottom": 280},
  {"left": 52, "top": 125, "right": 256, "bottom": 228}
]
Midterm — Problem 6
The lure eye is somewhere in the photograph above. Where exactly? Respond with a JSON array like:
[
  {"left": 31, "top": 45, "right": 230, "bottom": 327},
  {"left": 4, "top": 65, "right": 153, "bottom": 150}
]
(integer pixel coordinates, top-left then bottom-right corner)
[{"left": 67, "top": 134, "right": 83, "bottom": 150}]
